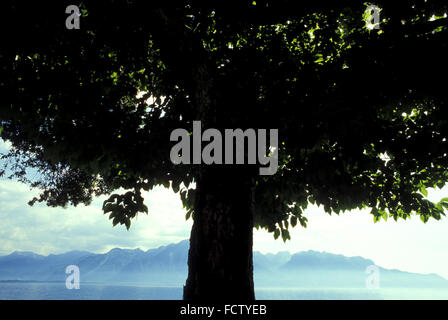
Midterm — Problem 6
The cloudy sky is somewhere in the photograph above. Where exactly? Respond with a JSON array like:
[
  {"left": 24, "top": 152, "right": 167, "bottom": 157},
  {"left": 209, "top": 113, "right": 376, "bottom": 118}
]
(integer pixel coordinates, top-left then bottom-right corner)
[{"left": 1, "top": 138, "right": 448, "bottom": 279}]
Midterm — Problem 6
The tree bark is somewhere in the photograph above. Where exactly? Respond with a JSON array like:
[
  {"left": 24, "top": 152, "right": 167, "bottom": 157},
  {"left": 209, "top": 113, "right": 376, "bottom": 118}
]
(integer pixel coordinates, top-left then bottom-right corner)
[{"left": 183, "top": 165, "right": 256, "bottom": 300}]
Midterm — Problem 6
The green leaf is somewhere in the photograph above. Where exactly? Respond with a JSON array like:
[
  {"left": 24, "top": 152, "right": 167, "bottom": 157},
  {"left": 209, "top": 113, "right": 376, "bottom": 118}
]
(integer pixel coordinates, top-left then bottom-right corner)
[
  {"left": 420, "top": 214, "right": 429, "bottom": 223},
  {"left": 103, "top": 203, "right": 114, "bottom": 213},
  {"left": 273, "top": 229, "right": 280, "bottom": 240},
  {"left": 281, "top": 229, "right": 290, "bottom": 242},
  {"left": 290, "top": 216, "right": 297, "bottom": 227},
  {"left": 420, "top": 186, "right": 428, "bottom": 197},
  {"left": 125, "top": 218, "right": 131, "bottom": 230},
  {"left": 185, "top": 209, "right": 193, "bottom": 220},
  {"left": 172, "top": 180, "right": 180, "bottom": 193}
]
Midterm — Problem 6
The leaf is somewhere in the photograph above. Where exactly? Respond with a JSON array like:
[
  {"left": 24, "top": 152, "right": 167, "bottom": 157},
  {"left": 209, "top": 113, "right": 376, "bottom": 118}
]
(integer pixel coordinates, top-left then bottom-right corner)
[
  {"left": 172, "top": 180, "right": 180, "bottom": 193},
  {"left": 185, "top": 208, "right": 193, "bottom": 220},
  {"left": 314, "top": 54, "right": 324, "bottom": 64},
  {"left": 103, "top": 203, "right": 114, "bottom": 213},
  {"left": 273, "top": 229, "right": 280, "bottom": 240},
  {"left": 281, "top": 229, "right": 290, "bottom": 242},
  {"left": 420, "top": 214, "right": 429, "bottom": 223},
  {"left": 290, "top": 216, "right": 297, "bottom": 227},
  {"left": 420, "top": 186, "right": 428, "bottom": 197},
  {"left": 125, "top": 218, "right": 131, "bottom": 230}
]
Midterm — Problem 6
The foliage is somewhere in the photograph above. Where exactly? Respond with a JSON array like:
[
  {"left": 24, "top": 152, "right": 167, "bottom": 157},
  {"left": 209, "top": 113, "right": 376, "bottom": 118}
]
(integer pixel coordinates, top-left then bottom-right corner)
[{"left": 1, "top": 1, "right": 448, "bottom": 236}]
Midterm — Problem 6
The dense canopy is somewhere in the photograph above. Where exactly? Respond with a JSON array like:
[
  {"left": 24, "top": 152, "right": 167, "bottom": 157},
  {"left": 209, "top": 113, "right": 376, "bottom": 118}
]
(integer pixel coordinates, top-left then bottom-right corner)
[{"left": 1, "top": 0, "right": 448, "bottom": 241}]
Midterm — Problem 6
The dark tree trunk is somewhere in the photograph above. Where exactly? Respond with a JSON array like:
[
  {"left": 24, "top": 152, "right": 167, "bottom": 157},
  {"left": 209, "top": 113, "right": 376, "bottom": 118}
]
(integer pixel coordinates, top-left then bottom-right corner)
[{"left": 183, "top": 165, "right": 256, "bottom": 300}]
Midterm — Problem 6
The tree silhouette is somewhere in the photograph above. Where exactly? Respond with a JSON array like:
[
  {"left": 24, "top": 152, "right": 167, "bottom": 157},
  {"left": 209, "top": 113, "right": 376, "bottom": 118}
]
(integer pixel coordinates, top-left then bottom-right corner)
[{"left": 1, "top": 0, "right": 448, "bottom": 300}]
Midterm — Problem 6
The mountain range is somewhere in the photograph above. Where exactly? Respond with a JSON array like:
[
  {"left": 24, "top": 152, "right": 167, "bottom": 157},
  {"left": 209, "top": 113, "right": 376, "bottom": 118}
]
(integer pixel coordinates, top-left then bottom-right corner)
[{"left": 1, "top": 240, "right": 446, "bottom": 288}]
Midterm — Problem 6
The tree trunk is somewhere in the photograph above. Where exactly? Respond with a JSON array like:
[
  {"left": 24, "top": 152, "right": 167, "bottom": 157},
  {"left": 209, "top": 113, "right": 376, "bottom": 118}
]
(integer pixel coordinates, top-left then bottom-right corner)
[{"left": 183, "top": 165, "right": 256, "bottom": 300}]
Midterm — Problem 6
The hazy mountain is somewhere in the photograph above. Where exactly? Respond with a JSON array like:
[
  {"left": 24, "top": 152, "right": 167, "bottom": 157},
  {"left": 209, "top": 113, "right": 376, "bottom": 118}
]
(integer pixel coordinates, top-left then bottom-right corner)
[
  {"left": 283, "top": 251, "right": 374, "bottom": 270},
  {"left": 253, "top": 251, "right": 291, "bottom": 272},
  {"left": 0, "top": 240, "right": 446, "bottom": 289},
  {"left": 255, "top": 250, "right": 447, "bottom": 288}
]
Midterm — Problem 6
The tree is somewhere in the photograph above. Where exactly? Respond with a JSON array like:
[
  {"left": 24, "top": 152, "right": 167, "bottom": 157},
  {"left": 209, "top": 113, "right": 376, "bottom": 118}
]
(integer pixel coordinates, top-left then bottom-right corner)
[{"left": 1, "top": 0, "right": 448, "bottom": 300}]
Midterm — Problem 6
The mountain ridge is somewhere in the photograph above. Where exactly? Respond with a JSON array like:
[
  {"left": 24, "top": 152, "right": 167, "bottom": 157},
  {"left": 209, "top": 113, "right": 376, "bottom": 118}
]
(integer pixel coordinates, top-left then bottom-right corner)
[{"left": 0, "top": 240, "right": 446, "bottom": 288}]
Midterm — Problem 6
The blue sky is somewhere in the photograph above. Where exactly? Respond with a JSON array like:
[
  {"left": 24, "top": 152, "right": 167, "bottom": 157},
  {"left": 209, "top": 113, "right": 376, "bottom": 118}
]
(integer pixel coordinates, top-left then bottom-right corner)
[{"left": 1, "top": 138, "right": 448, "bottom": 279}]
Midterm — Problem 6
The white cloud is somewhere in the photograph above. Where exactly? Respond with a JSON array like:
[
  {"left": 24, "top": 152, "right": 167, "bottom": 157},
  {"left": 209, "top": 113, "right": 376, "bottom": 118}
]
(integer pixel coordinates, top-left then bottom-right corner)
[{"left": 0, "top": 180, "right": 192, "bottom": 255}]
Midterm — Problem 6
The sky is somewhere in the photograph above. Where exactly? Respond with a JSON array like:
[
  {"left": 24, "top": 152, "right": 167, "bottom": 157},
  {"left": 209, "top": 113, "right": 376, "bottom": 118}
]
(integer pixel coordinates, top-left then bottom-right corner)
[{"left": 1, "top": 138, "right": 448, "bottom": 279}]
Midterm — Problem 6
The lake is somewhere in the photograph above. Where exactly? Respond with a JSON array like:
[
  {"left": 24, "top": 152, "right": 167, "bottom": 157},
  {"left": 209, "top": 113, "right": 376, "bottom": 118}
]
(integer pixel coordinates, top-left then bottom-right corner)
[{"left": 1, "top": 282, "right": 448, "bottom": 300}]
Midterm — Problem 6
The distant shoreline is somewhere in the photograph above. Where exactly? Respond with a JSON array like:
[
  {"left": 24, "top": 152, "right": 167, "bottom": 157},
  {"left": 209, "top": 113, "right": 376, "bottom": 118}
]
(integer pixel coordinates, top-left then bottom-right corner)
[
  {"left": 0, "top": 280, "right": 57, "bottom": 283},
  {"left": 0, "top": 280, "right": 101, "bottom": 284}
]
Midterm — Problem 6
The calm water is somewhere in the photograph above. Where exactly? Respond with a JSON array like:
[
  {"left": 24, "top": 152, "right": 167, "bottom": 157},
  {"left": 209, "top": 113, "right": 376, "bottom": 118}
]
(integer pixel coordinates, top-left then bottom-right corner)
[{"left": 1, "top": 282, "right": 448, "bottom": 300}]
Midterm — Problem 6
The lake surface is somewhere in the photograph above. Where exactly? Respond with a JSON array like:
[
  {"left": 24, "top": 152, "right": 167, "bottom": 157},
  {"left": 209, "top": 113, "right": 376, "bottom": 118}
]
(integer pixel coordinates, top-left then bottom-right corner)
[{"left": 1, "top": 282, "right": 448, "bottom": 300}]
